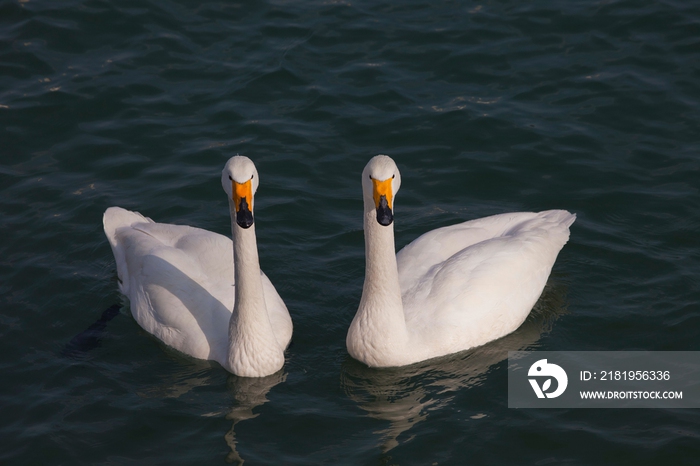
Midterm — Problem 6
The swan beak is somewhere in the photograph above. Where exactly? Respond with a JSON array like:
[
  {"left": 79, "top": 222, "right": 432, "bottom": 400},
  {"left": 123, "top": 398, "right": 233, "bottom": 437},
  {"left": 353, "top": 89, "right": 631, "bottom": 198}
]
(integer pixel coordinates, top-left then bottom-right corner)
[
  {"left": 233, "top": 179, "right": 254, "bottom": 229},
  {"left": 372, "top": 178, "right": 394, "bottom": 226}
]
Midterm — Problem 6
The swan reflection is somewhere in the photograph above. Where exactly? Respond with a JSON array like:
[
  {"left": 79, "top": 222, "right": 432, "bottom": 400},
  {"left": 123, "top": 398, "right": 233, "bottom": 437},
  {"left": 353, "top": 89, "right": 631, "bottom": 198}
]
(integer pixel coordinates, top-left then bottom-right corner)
[
  {"left": 224, "top": 371, "right": 287, "bottom": 465},
  {"left": 135, "top": 362, "right": 286, "bottom": 465},
  {"left": 341, "top": 281, "right": 568, "bottom": 453}
]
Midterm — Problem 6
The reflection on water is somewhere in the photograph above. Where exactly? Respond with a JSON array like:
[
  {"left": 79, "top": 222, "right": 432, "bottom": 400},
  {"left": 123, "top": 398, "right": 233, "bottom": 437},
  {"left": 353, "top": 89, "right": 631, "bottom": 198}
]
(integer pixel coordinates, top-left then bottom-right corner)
[
  {"left": 134, "top": 360, "right": 287, "bottom": 464},
  {"left": 224, "top": 371, "right": 287, "bottom": 465},
  {"left": 341, "top": 280, "right": 569, "bottom": 453},
  {"left": 136, "top": 360, "right": 219, "bottom": 400}
]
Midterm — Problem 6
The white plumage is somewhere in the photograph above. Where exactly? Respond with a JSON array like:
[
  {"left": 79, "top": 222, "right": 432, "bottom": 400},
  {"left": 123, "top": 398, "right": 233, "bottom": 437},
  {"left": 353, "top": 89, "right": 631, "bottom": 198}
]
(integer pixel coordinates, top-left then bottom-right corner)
[
  {"left": 347, "top": 155, "right": 575, "bottom": 367},
  {"left": 103, "top": 156, "right": 292, "bottom": 377}
]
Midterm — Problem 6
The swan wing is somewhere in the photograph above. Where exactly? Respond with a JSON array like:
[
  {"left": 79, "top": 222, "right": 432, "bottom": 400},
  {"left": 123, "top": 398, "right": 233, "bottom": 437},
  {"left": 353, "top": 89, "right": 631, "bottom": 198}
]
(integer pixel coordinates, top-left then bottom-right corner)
[
  {"left": 261, "top": 276, "right": 293, "bottom": 348},
  {"left": 398, "top": 210, "right": 575, "bottom": 356},
  {"left": 397, "top": 211, "right": 549, "bottom": 293},
  {"left": 108, "top": 213, "right": 233, "bottom": 360},
  {"left": 134, "top": 221, "right": 289, "bottom": 341}
]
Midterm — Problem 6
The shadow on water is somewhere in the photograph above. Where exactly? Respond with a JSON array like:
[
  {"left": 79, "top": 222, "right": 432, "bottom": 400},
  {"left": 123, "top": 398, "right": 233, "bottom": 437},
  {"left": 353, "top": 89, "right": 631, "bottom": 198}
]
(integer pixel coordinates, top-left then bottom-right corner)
[
  {"left": 340, "top": 279, "right": 569, "bottom": 454},
  {"left": 61, "top": 303, "right": 121, "bottom": 359}
]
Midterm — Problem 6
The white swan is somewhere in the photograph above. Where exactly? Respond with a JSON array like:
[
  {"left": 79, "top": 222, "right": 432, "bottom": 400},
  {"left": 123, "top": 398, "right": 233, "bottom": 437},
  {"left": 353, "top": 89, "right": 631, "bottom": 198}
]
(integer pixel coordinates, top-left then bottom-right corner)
[
  {"left": 346, "top": 155, "right": 575, "bottom": 368},
  {"left": 103, "top": 156, "right": 292, "bottom": 377}
]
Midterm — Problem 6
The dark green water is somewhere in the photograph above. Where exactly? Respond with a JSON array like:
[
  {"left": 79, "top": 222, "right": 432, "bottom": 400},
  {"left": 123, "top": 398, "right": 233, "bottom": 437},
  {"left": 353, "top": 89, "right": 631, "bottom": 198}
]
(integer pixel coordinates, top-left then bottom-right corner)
[{"left": 2, "top": 0, "right": 700, "bottom": 464}]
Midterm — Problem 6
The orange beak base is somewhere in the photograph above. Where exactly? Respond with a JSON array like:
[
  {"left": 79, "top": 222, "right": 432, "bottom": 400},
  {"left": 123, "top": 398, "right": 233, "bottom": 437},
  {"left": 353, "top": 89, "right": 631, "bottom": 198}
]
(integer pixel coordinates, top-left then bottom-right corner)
[
  {"left": 372, "top": 178, "right": 393, "bottom": 226},
  {"left": 233, "top": 179, "right": 254, "bottom": 229}
]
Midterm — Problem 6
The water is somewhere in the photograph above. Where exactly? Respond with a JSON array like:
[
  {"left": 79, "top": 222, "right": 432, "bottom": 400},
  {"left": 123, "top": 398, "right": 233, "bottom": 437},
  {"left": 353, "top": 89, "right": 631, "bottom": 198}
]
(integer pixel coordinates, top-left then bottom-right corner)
[{"left": 2, "top": 0, "right": 700, "bottom": 463}]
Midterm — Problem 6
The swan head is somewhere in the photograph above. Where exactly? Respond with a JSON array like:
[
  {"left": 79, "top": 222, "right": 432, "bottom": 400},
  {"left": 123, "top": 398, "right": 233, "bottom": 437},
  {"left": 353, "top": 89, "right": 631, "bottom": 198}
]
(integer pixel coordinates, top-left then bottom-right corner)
[
  {"left": 362, "top": 155, "right": 402, "bottom": 227},
  {"left": 222, "top": 155, "right": 260, "bottom": 229}
]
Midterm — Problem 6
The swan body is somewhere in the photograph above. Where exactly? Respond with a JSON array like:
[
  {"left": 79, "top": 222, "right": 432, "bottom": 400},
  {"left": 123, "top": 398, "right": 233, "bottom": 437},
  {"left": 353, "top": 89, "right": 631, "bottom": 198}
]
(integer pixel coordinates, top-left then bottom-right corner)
[
  {"left": 347, "top": 155, "right": 575, "bottom": 368},
  {"left": 103, "top": 156, "right": 292, "bottom": 377}
]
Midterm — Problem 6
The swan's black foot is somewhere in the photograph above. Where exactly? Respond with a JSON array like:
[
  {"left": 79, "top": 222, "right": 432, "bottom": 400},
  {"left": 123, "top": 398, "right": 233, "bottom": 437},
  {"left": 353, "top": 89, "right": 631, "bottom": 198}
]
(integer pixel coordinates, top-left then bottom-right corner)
[{"left": 61, "top": 304, "right": 121, "bottom": 359}]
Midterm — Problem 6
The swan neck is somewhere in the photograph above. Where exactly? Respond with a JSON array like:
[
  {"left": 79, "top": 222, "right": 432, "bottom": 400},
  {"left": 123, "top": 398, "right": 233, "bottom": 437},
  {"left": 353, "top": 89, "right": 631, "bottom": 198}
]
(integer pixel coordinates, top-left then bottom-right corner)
[
  {"left": 347, "top": 200, "right": 408, "bottom": 367},
  {"left": 231, "top": 219, "right": 265, "bottom": 312},
  {"left": 226, "top": 200, "right": 283, "bottom": 376},
  {"left": 362, "top": 193, "right": 404, "bottom": 308},
  {"left": 363, "top": 212, "right": 402, "bottom": 300}
]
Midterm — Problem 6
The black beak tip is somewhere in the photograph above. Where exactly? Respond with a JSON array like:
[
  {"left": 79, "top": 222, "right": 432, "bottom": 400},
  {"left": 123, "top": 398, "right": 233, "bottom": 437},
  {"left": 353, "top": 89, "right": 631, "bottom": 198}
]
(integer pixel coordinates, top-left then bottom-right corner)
[
  {"left": 376, "top": 206, "right": 393, "bottom": 226},
  {"left": 236, "top": 209, "right": 254, "bottom": 229},
  {"left": 376, "top": 195, "right": 393, "bottom": 226},
  {"left": 236, "top": 197, "right": 254, "bottom": 229},
  {"left": 377, "top": 212, "right": 393, "bottom": 226}
]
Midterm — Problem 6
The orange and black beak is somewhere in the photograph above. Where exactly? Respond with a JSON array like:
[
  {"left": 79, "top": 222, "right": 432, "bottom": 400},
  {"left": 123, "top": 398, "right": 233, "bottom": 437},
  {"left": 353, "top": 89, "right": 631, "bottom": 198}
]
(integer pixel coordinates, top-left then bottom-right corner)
[
  {"left": 232, "top": 179, "right": 254, "bottom": 229},
  {"left": 372, "top": 177, "right": 393, "bottom": 226}
]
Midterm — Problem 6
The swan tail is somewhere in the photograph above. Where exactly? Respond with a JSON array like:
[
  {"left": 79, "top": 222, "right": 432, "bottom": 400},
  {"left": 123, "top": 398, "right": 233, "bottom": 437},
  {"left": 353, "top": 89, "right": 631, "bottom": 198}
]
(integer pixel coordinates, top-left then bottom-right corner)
[
  {"left": 103, "top": 207, "right": 154, "bottom": 294},
  {"left": 540, "top": 209, "right": 576, "bottom": 229},
  {"left": 503, "top": 210, "right": 576, "bottom": 251},
  {"left": 534, "top": 210, "right": 576, "bottom": 248}
]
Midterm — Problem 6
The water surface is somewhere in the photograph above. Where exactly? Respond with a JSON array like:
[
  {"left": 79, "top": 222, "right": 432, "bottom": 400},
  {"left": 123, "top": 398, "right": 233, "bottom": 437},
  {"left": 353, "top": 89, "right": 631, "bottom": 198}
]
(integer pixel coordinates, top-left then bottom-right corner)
[{"left": 1, "top": 0, "right": 700, "bottom": 464}]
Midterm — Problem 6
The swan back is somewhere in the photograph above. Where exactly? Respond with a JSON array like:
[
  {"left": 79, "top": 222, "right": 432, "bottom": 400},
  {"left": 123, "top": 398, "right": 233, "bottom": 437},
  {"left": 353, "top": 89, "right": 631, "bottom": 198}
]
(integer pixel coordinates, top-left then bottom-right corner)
[{"left": 396, "top": 210, "right": 575, "bottom": 296}]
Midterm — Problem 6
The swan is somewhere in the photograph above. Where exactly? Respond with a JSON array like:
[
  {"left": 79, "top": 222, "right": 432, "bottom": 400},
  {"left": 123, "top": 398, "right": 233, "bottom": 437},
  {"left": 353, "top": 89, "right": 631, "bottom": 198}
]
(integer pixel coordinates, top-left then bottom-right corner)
[
  {"left": 346, "top": 155, "right": 575, "bottom": 368},
  {"left": 103, "top": 156, "right": 292, "bottom": 377}
]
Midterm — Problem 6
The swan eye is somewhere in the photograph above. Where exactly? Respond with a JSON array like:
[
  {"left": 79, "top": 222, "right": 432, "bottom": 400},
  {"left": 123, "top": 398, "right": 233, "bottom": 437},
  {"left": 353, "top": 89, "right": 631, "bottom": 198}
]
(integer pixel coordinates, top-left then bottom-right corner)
[
  {"left": 392, "top": 174, "right": 395, "bottom": 179},
  {"left": 251, "top": 174, "right": 254, "bottom": 180},
  {"left": 368, "top": 175, "right": 372, "bottom": 180},
  {"left": 228, "top": 175, "right": 232, "bottom": 181}
]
